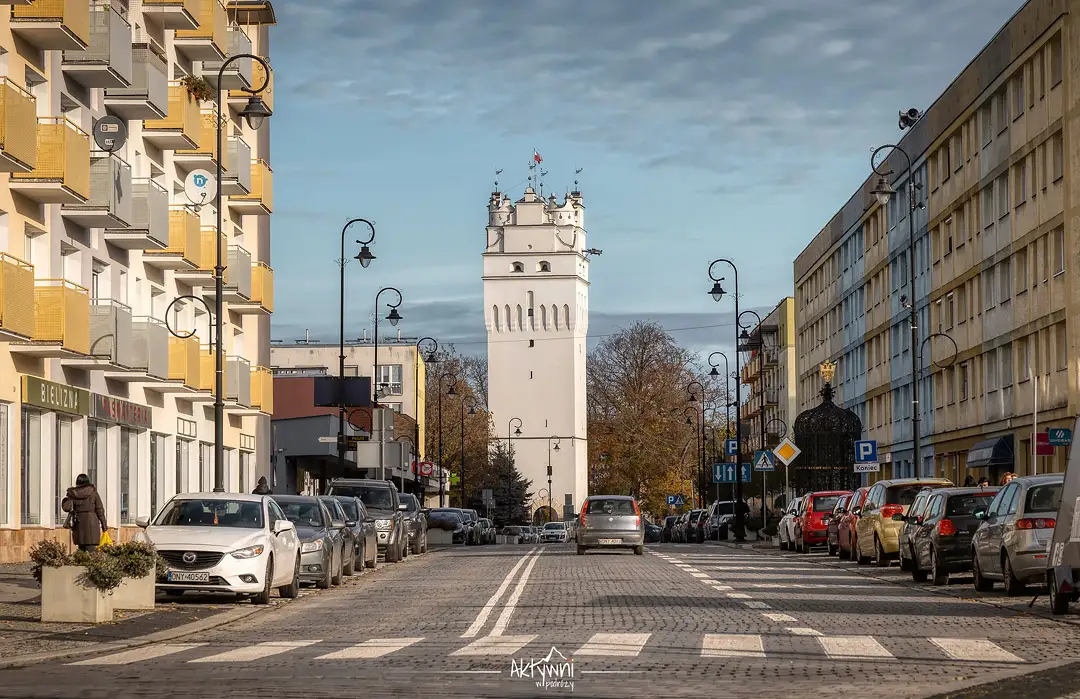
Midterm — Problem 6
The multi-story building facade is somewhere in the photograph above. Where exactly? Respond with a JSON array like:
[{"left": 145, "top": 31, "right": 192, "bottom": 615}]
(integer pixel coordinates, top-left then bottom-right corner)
[
  {"left": 794, "top": 0, "right": 1073, "bottom": 487},
  {"left": 0, "top": 0, "right": 277, "bottom": 562},
  {"left": 739, "top": 298, "right": 797, "bottom": 456}
]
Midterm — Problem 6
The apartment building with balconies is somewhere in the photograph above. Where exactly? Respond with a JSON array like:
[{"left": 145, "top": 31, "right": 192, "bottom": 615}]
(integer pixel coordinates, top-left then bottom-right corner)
[
  {"left": 739, "top": 298, "right": 797, "bottom": 456},
  {"left": 0, "top": 0, "right": 277, "bottom": 562},
  {"left": 794, "top": 0, "right": 1075, "bottom": 489}
]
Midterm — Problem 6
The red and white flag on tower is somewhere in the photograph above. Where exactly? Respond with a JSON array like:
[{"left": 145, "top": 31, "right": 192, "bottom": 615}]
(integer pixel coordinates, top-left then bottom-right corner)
[{"left": 533, "top": 149, "right": 543, "bottom": 164}]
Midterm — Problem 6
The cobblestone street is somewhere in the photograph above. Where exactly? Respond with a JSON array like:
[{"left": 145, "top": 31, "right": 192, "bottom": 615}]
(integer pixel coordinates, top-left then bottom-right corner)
[{"left": 0, "top": 543, "right": 1077, "bottom": 698}]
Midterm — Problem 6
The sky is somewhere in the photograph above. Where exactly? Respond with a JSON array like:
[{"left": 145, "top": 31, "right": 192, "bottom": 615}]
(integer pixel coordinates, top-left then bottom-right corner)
[{"left": 268, "top": 0, "right": 1026, "bottom": 360}]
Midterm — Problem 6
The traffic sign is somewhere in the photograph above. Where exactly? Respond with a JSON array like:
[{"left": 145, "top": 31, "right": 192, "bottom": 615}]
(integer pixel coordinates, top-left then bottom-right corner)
[
  {"left": 418, "top": 461, "right": 435, "bottom": 477},
  {"left": 713, "top": 463, "right": 752, "bottom": 483},
  {"left": 854, "top": 463, "right": 881, "bottom": 473},
  {"left": 1049, "top": 428, "right": 1073, "bottom": 447},
  {"left": 725, "top": 439, "right": 738, "bottom": 457},
  {"left": 772, "top": 437, "right": 801, "bottom": 465},
  {"left": 666, "top": 494, "right": 685, "bottom": 506},
  {"left": 855, "top": 440, "right": 878, "bottom": 464},
  {"left": 753, "top": 450, "right": 775, "bottom": 472}
]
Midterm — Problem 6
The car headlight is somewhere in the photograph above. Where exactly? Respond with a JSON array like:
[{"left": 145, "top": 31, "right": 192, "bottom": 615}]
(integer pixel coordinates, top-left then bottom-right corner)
[
  {"left": 300, "top": 540, "right": 324, "bottom": 553},
  {"left": 375, "top": 519, "right": 391, "bottom": 530},
  {"left": 230, "top": 545, "right": 265, "bottom": 559}
]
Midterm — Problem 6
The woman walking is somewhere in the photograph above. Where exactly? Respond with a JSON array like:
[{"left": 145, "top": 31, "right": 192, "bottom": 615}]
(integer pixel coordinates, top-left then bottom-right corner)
[{"left": 61, "top": 474, "right": 107, "bottom": 551}]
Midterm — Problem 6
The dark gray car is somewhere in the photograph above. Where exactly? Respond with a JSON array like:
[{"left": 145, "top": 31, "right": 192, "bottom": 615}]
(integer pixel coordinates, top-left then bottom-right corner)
[
  {"left": 332, "top": 495, "right": 377, "bottom": 570},
  {"left": 324, "top": 479, "right": 408, "bottom": 563},
  {"left": 271, "top": 495, "right": 344, "bottom": 589},
  {"left": 399, "top": 493, "right": 428, "bottom": 554},
  {"left": 319, "top": 496, "right": 362, "bottom": 575}
]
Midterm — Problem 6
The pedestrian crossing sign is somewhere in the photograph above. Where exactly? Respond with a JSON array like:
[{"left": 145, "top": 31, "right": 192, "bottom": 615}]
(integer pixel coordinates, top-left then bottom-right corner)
[{"left": 753, "top": 450, "right": 775, "bottom": 472}]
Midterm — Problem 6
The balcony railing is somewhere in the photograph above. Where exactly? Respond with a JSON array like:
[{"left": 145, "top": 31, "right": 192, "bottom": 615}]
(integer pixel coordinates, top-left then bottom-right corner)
[
  {"left": 199, "top": 227, "right": 223, "bottom": 272},
  {"left": 168, "top": 335, "right": 201, "bottom": 388},
  {"left": 142, "top": 82, "right": 200, "bottom": 150},
  {"left": 0, "top": 254, "right": 35, "bottom": 340},
  {"left": 229, "top": 158, "right": 271, "bottom": 214},
  {"left": 145, "top": 208, "right": 201, "bottom": 268},
  {"left": 61, "top": 2, "right": 132, "bottom": 88},
  {"left": 225, "top": 245, "right": 252, "bottom": 298},
  {"left": 251, "top": 262, "right": 273, "bottom": 312},
  {"left": 104, "top": 45, "right": 168, "bottom": 119},
  {"left": 142, "top": 0, "right": 199, "bottom": 30},
  {"left": 62, "top": 153, "right": 132, "bottom": 228},
  {"left": 226, "top": 356, "right": 251, "bottom": 406},
  {"left": 174, "top": 0, "right": 227, "bottom": 61},
  {"left": 131, "top": 316, "right": 168, "bottom": 378},
  {"left": 0, "top": 78, "right": 37, "bottom": 173},
  {"left": 89, "top": 299, "right": 133, "bottom": 366},
  {"left": 33, "top": 279, "right": 90, "bottom": 355},
  {"left": 203, "top": 25, "right": 252, "bottom": 89},
  {"left": 250, "top": 365, "right": 273, "bottom": 413},
  {"left": 222, "top": 133, "right": 251, "bottom": 194},
  {"left": 175, "top": 110, "right": 223, "bottom": 170},
  {"left": 230, "top": 59, "right": 272, "bottom": 113},
  {"left": 10, "top": 117, "right": 91, "bottom": 204},
  {"left": 105, "top": 178, "right": 169, "bottom": 249},
  {"left": 11, "top": 0, "right": 90, "bottom": 51}
]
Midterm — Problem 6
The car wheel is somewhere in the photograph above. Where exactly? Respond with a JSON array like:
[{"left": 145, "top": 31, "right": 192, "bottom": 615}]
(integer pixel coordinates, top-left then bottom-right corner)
[
  {"left": 1002, "top": 553, "right": 1026, "bottom": 597},
  {"left": 838, "top": 538, "right": 849, "bottom": 560},
  {"left": 253, "top": 558, "right": 273, "bottom": 605},
  {"left": 930, "top": 548, "right": 948, "bottom": 586},
  {"left": 633, "top": 545, "right": 644, "bottom": 555},
  {"left": 576, "top": 546, "right": 585, "bottom": 555},
  {"left": 874, "top": 537, "right": 890, "bottom": 567},
  {"left": 343, "top": 545, "right": 356, "bottom": 576},
  {"left": 911, "top": 553, "right": 928, "bottom": 583},
  {"left": 1049, "top": 572, "right": 1071, "bottom": 615},
  {"left": 972, "top": 552, "right": 994, "bottom": 592},
  {"left": 316, "top": 552, "right": 332, "bottom": 589},
  {"left": 421, "top": 533, "right": 428, "bottom": 553},
  {"left": 899, "top": 544, "right": 911, "bottom": 571},
  {"left": 331, "top": 548, "right": 344, "bottom": 586},
  {"left": 279, "top": 556, "right": 300, "bottom": 599}
]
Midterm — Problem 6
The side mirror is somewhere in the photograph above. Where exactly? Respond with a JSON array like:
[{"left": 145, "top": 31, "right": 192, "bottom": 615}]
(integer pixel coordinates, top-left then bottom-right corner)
[
  {"left": 331, "top": 519, "right": 345, "bottom": 529},
  {"left": 850, "top": 507, "right": 862, "bottom": 517},
  {"left": 973, "top": 510, "right": 986, "bottom": 520},
  {"left": 135, "top": 517, "right": 150, "bottom": 528},
  {"left": 273, "top": 520, "right": 294, "bottom": 534},
  {"left": 398, "top": 503, "right": 408, "bottom": 511},
  {"left": 916, "top": 516, "right": 925, "bottom": 525},
  {"left": 891, "top": 513, "right": 907, "bottom": 522},
  {"left": 345, "top": 520, "right": 357, "bottom": 528}
]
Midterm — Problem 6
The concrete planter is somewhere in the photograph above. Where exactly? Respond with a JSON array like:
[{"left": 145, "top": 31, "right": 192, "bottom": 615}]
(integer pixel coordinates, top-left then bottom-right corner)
[
  {"left": 112, "top": 573, "right": 155, "bottom": 610},
  {"left": 40, "top": 566, "right": 114, "bottom": 623}
]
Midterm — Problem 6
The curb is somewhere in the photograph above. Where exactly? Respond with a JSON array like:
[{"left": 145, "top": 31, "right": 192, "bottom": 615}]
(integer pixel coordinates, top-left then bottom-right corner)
[{"left": 911, "top": 657, "right": 1080, "bottom": 699}]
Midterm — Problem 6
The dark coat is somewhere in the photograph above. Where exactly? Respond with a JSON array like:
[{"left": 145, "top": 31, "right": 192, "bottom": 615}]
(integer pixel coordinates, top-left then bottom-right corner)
[
  {"left": 61, "top": 484, "right": 106, "bottom": 547},
  {"left": 251, "top": 480, "right": 272, "bottom": 495}
]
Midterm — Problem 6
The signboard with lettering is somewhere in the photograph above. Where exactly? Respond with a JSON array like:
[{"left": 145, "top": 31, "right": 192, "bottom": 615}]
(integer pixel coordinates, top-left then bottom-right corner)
[
  {"left": 90, "top": 394, "right": 152, "bottom": 429},
  {"left": 21, "top": 376, "right": 89, "bottom": 415}
]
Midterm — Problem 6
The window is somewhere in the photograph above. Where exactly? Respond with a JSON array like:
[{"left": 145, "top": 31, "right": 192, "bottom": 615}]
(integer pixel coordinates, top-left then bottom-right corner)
[
  {"left": 538, "top": 261, "right": 550, "bottom": 272},
  {"left": 517, "top": 304, "right": 523, "bottom": 330},
  {"left": 175, "top": 438, "right": 191, "bottom": 495},
  {"left": 1019, "top": 336, "right": 1031, "bottom": 380},
  {"left": 150, "top": 433, "right": 166, "bottom": 517},
  {"left": 1035, "top": 51, "right": 1045, "bottom": 99},
  {"left": 1013, "top": 70, "right": 1025, "bottom": 117},
  {"left": 1017, "top": 247, "right": 1028, "bottom": 291},
  {"left": 1054, "top": 227, "right": 1065, "bottom": 275},
  {"left": 1050, "top": 33, "right": 1063, "bottom": 86},
  {"left": 981, "top": 104, "right": 992, "bottom": 146},
  {"left": 540, "top": 305, "right": 548, "bottom": 330},
  {"left": 199, "top": 442, "right": 212, "bottom": 492},
  {"left": 996, "top": 174, "right": 1009, "bottom": 219},
  {"left": 87, "top": 420, "right": 106, "bottom": 488},
  {"left": 1001, "top": 344, "right": 1013, "bottom": 387},
  {"left": 376, "top": 364, "right": 403, "bottom": 395},
  {"left": 491, "top": 305, "right": 500, "bottom": 332},
  {"left": 983, "top": 269, "right": 995, "bottom": 310},
  {"left": 999, "top": 260, "right": 1011, "bottom": 303},
  {"left": 1016, "top": 159, "right": 1027, "bottom": 205},
  {"left": 20, "top": 409, "right": 41, "bottom": 525},
  {"left": 994, "top": 89, "right": 1008, "bottom": 134},
  {"left": 986, "top": 351, "right": 998, "bottom": 392},
  {"left": 957, "top": 285, "right": 967, "bottom": 322},
  {"left": 54, "top": 416, "right": 73, "bottom": 523},
  {"left": 1056, "top": 323, "right": 1067, "bottom": 371},
  {"left": 511, "top": 262, "right": 524, "bottom": 273},
  {"left": 1052, "top": 133, "right": 1064, "bottom": 181},
  {"left": 120, "top": 427, "right": 138, "bottom": 524},
  {"left": 960, "top": 362, "right": 969, "bottom": 401}
]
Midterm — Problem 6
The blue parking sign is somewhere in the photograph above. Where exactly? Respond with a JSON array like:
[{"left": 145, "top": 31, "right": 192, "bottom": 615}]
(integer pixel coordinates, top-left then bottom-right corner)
[
  {"left": 725, "top": 439, "right": 738, "bottom": 457},
  {"left": 855, "top": 440, "right": 877, "bottom": 464}
]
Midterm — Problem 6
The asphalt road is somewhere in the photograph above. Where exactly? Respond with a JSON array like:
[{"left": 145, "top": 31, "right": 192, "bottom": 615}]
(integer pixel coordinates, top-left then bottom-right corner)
[{"left": 0, "top": 542, "right": 1078, "bottom": 698}]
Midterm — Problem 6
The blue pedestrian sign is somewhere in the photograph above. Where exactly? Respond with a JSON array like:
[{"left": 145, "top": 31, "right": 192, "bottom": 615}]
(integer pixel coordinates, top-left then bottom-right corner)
[
  {"left": 1048, "top": 428, "right": 1073, "bottom": 447},
  {"left": 855, "top": 440, "right": 878, "bottom": 464},
  {"left": 666, "top": 494, "right": 685, "bottom": 506},
  {"left": 725, "top": 439, "right": 738, "bottom": 457},
  {"left": 753, "top": 450, "right": 775, "bottom": 472},
  {"left": 713, "top": 463, "right": 752, "bottom": 484}
]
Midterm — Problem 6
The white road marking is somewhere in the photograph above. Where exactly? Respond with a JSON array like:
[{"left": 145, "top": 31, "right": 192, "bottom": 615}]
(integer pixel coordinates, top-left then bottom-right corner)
[
  {"left": 690, "top": 572, "right": 709, "bottom": 578},
  {"left": 706, "top": 584, "right": 733, "bottom": 590},
  {"left": 451, "top": 635, "right": 538, "bottom": 656},
  {"left": 786, "top": 628, "right": 823, "bottom": 636},
  {"left": 742, "top": 601, "right": 771, "bottom": 609},
  {"left": 490, "top": 551, "right": 543, "bottom": 637},
  {"left": 763, "top": 613, "right": 798, "bottom": 622},
  {"left": 462, "top": 547, "right": 538, "bottom": 638},
  {"left": 817, "top": 636, "right": 894, "bottom": 660},
  {"left": 701, "top": 634, "right": 766, "bottom": 658},
  {"left": 315, "top": 638, "right": 423, "bottom": 660},
  {"left": 189, "top": 640, "right": 319, "bottom": 663},
  {"left": 684, "top": 567, "right": 701, "bottom": 572},
  {"left": 574, "top": 633, "right": 652, "bottom": 657},
  {"left": 70, "top": 644, "right": 206, "bottom": 666},
  {"left": 726, "top": 592, "right": 752, "bottom": 599},
  {"left": 929, "top": 638, "right": 1025, "bottom": 663}
]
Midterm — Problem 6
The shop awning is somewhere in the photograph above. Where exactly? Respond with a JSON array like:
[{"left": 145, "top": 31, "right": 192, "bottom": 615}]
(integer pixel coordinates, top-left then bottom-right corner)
[{"left": 966, "top": 435, "right": 1014, "bottom": 469}]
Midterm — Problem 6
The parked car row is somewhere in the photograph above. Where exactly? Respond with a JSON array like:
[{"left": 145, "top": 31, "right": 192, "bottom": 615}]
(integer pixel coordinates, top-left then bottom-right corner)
[
  {"left": 662, "top": 500, "right": 748, "bottom": 543},
  {"left": 136, "top": 478, "right": 430, "bottom": 604},
  {"left": 778, "top": 474, "right": 1074, "bottom": 612},
  {"left": 426, "top": 507, "right": 498, "bottom": 545}
]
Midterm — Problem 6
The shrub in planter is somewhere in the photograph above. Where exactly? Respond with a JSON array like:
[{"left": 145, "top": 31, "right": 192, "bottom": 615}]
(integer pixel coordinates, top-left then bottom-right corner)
[
  {"left": 29, "top": 539, "right": 68, "bottom": 583},
  {"left": 743, "top": 517, "right": 764, "bottom": 532},
  {"left": 102, "top": 541, "right": 165, "bottom": 610},
  {"left": 30, "top": 542, "right": 121, "bottom": 623}
]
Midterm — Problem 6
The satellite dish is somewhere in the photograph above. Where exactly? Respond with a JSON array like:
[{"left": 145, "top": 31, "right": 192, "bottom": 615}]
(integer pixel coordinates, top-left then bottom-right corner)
[
  {"left": 92, "top": 116, "right": 127, "bottom": 153},
  {"left": 184, "top": 169, "right": 217, "bottom": 207}
]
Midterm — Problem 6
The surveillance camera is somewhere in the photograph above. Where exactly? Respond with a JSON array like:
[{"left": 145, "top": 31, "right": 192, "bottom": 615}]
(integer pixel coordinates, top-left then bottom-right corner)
[{"left": 898, "top": 107, "right": 923, "bottom": 130}]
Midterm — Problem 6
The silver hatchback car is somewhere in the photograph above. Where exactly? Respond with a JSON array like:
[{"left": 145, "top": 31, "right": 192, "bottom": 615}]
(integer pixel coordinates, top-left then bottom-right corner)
[{"left": 576, "top": 495, "right": 645, "bottom": 555}]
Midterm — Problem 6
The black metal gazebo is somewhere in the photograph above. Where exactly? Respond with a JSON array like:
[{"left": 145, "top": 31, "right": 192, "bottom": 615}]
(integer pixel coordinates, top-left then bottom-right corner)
[{"left": 792, "top": 361, "right": 863, "bottom": 493}]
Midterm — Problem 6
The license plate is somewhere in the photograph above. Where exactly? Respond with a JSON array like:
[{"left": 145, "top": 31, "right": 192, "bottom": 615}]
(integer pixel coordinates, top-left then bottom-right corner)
[
  {"left": 598, "top": 538, "right": 621, "bottom": 545},
  {"left": 167, "top": 571, "right": 209, "bottom": 583}
]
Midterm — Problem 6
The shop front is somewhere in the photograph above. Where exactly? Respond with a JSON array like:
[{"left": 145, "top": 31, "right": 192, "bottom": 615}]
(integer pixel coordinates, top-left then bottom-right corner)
[{"left": 89, "top": 393, "right": 152, "bottom": 531}]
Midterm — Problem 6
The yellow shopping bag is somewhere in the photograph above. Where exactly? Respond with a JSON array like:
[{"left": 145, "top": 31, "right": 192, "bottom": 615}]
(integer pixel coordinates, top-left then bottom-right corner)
[{"left": 99, "top": 530, "right": 113, "bottom": 547}]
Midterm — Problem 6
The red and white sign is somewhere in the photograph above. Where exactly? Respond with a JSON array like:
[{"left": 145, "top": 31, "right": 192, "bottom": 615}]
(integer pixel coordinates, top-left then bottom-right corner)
[
  {"left": 1035, "top": 432, "right": 1054, "bottom": 456},
  {"left": 418, "top": 462, "right": 435, "bottom": 477}
]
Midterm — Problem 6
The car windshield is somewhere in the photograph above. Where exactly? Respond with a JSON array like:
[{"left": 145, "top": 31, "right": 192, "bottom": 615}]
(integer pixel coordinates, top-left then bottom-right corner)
[
  {"left": 400, "top": 496, "right": 418, "bottom": 512},
  {"left": 336, "top": 499, "right": 359, "bottom": 521},
  {"left": 276, "top": 501, "right": 325, "bottom": 528},
  {"left": 544, "top": 523, "right": 565, "bottom": 530},
  {"left": 713, "top": 502, "right": 736, "bottom": 515},
  {"left": 946, "top": 494, "right": 995, "bottom": 516},
  {"left": 586, "top": 498, "right": 635, "bottom": 515},
  {"left": 1026, "top": 483, "right": 1063, "bottom": 513},
  {"left": 813, "top": 496, "right": 841, "bottom": 513},
  {"left": 429, "top": 511, "right": 462, "bottom": 525},
  {"left": 885, "top": 485, "right": 932, "bottom": 506},
  {"left": 331, "top": 486, "right": 395, "bottom": 510},
  {"left": 155, "top": 499, "right": 263, "bottom": 528}
]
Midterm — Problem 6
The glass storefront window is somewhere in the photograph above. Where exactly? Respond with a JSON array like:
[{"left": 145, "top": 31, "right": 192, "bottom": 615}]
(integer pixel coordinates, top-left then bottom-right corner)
[
  {"left": 239, "top": 451, "right": 252, "bottom": 493},
  {"left": 54, "top": 416, "right": 73, "bottom": 523},
  {"left": 120, "top": 427, "right": 138, "bottom": 524},
  {"left": 199, "top": 442, "right": 212, "bottom": 491},
  {"left": 151, "top": 433, "right": 166, "bottom": 516},
  {"left": 20, "top": 409, "right": 41, "bottom": 525},
  {"left": 175, "top": 438, "right": 191, "bottom": 496},
  {"left": 87, "top": 420, "right": 107, "bottom": 488}
]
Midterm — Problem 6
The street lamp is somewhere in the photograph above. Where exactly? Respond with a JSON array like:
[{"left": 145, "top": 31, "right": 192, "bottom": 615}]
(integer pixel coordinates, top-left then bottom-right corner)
[
  {"left": 708, "top": 258, "right": 747, "bottom": 540},
  {"left": 205, "top": 53, "right": 271, "bottom": 491},
  {"left": 458, "top": 394, "right": 478, "bottom": 508},
  {"left": 739, "top": 309, "right": 774, "bottom": 529},
  {"left": 547, "top": 436, "right": 561, "bottom": 520},
  {"left": 337, "top": 218, "right": 376, "bottom": 476},
  {"left": 687, "top": 380, "right": 706, "bottom": 508},
  {"left": 507, "top": 417, "right": 522, "bottom": 525},
  {"left": 371, "top": 287, "right": 403, "bottom": 482},
  {"left": 437, "top": 372, "right": 456, "bottom": 507},
  {"left": 414, "top": 336, "right": 438, "bottom": 479},
  {"left": 682, "top": 406, "right": 699, "bottom": 506}
]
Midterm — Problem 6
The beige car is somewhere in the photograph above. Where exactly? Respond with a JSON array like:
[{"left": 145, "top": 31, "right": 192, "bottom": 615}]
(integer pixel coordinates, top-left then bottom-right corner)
[{"left": 853, "top": 478, "right": 953, "bottom": 567}]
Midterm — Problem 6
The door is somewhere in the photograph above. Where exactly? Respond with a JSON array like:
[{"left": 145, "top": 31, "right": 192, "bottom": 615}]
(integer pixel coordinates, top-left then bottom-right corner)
[
  {"left": 914, "top": 494, "right": 944, "bottom": 569},
  {"left": 993, "top": 483, "right": 1023, "bottom": 574},
  {"left": 978, "top": 483, "right": 1017, "bottom": 576},
  {"left": 905, "top": 492, "right": 931, "bottom": 558},
  {"left": 857, "top": 485, "right": 885, "bottom": 556},
  {"left": 266, "top": 500, "right": 294, "bottom": 586}
]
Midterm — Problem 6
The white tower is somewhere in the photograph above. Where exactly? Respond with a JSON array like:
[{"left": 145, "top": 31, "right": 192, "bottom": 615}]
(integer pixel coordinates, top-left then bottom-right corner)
[{"left": 484, "top": 185, "right": 589, "bottom": 520}]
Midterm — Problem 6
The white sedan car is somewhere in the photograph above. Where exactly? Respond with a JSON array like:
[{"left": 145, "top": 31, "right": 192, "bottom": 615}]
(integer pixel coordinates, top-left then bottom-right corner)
[
  {"left": 136, "top": 493, "right": 301, "bottom": 604},
  {"left": 778, "top": 497, "right": 804, "bottom": 551}
]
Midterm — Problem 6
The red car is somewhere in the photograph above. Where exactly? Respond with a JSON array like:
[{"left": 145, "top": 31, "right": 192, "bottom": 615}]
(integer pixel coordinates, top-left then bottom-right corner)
[
  {"left": 793, "top": 491, "right": 851, "bottom": 553},
  {"left": 838, "top": 487, "right": 870, "bottom": 560}
]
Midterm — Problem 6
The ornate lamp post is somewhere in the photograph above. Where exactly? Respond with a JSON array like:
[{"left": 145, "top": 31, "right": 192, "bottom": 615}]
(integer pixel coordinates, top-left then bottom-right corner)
[
  {"left": 370, "top": 287, "right": 402, "bottom": 481},
  {"left": 414, "top": 336, "right": 438, "bottom": 479},
  {"left": 337, "top": 218, "right": 376, "bottom": 475},
  {"left": 456, "top": 393, "right": 478, "bottom": 508},
  {"left": 687, "top": 380, "right": 706, "bottom": 508},
  {"left": 437, "top": 372, "right": 456, "bottom": 507},
  {"left": 507, "top": 417, "right": 522, "bottom": 524},
  {"left": 547, "top": 436, "right": 561, "bottom": 520}
]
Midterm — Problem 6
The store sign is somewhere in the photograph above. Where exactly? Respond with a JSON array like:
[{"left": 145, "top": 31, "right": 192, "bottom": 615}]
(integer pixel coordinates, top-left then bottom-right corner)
[
  {"left": 90, "top": 394, "right": 152, "bottom": 429},
  {"left": 21, "top": 376, "right": 89, "bottom": 415}
]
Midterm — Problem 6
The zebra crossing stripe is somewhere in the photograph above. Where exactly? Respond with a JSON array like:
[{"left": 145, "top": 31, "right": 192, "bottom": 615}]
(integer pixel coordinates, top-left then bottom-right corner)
[
  {"left": 70, "top": 644, "right": 206, "bottom": 666},
  {"left": 701, "top": 634, "right": 765, "bottom": 658},
  {"left": 574, "top": 633, "right": 651, "bottom": 657},
  {"left": 315, "top": 638, "right": 424, "bottom": 660},
  {"left": 189, "top": 640, "right": 319, "bottom": 663},
  {"left": 451, "top": 635, "right": 537, "bottom": 657},
  {"left": 817, "top": 635, "right": 894, "bottom": 660},
  {"left": 929, "top": 638, "right": 1025, "bottom": 663}
]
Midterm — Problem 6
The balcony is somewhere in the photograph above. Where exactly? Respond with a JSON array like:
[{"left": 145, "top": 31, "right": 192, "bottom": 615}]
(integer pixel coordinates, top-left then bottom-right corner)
[
  {"left": 229, "top": 59, "right": 272, "bottom": 114},
  {"left": 175, "top": 227, "right": 220, "bottom": 283},
  {"left": 763, "top": 345, "right": 780, "bottom": 366},
  {"left": 105, "top": 316, "right": 169, "bottom": 383},
  {"left": 63, "top": 299, "right": 134, "bottom": 370},
  {"left": 11, "top": 0, "right": 90, "bottom": 51},
  {"left": 160, "top": 335, "right": 202, "bottom": 392},
  {"left": 0, "top": 254, "right": 35, "bottom": 341},
  {"left": 61, "top": 2, "right": 132, "bottom": 88},
  {"left": 61, "top": 153, "right": 132, "bottom": 228},
  {"left": 174, "top": 0, "right": 227, "bottom": 62},
  {"left": 250, "top": 365, "right": 273, "bottom": 414},
  {"left": 10, "top": 280, "right": 90, "bottom": 358},
  {"left": 221, "top": 133, "right": 251, "bottom": 195},
  {"left": 202, "top": 25, "right": 252, "bottom": 90},
  {"left": 223, "top": 245, "right": 252, "bottom": 302},
  {"left": 174, "top": 110, "right": 222, "bottom": 173},
  {"left": 104, "top": 179, "right": 169, "bottom": 249},
  {"left": 232, "top": 261, "right": 272, "bottom": 314},
  {"left": 142, "top": 83, "right": 200, "bottom": 150},
  {"left": 226, "top": 355, "right": 251, "bottom": 407},
  {"left": 10, "top": 118, "right": 90, "bottom": 204},
  {"left": 142, "top": 0, "right": 198, "bottom": 30},
  {"left": 763, "top": 388, "right": 779, "bottom": 406},
  {"left": 229, "top": 159, "right": 271, "bottom": 214},
  {"left": 0, "top": 78, "right": 38, "bottom": 173},
  {"left": 104, "top": 45, "right": 167, "bottom": 120},
  {"left": 144, "top": 208, "right": 201, "bottom": 269},
  {"left": 227, "top": 1, "right": 276, "bottom": 26}
]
